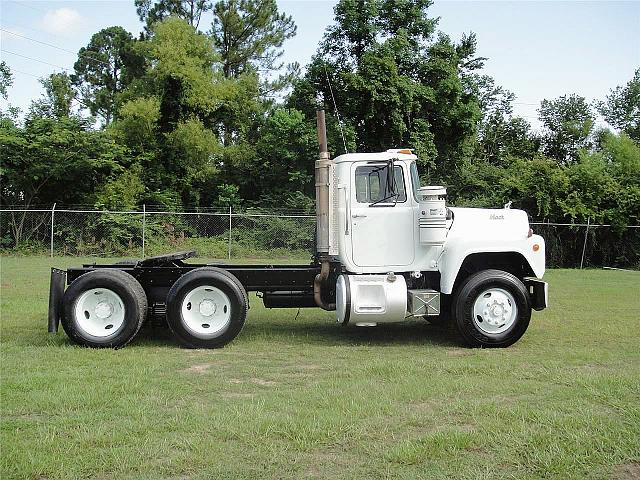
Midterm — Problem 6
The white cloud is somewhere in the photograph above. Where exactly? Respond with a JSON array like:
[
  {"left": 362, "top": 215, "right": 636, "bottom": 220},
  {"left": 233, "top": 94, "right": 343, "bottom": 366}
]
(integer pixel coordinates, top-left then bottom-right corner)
[{"left": 40, "top": 8, "right": 84, "bottom": 36}]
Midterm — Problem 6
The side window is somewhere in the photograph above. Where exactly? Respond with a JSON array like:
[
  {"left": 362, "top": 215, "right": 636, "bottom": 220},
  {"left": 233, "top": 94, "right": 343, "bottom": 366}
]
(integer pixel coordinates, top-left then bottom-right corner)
[
  {"left": 355, "top": 165, "right": 407, "bottom": 204},
  {"left": 410, "top": 161, "right": 421, "bottom": 202}
]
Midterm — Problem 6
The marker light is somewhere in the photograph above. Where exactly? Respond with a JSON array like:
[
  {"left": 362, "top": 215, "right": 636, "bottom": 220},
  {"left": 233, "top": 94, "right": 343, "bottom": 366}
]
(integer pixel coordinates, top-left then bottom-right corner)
[{"left": 533, "top": 244, "right": 540, "bottom": 252}]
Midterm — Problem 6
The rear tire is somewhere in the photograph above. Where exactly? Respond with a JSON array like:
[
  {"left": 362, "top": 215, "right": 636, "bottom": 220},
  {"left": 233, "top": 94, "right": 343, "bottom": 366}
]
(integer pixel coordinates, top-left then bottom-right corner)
[
  {"left": 61, "top": 270, "right": 147, "bottom": 348},
  {"left": 452, "top": 269, "right": 530, "bottom": 348},
  {"left": 166, "top": 267, "right": 248, "bottom": 348}
]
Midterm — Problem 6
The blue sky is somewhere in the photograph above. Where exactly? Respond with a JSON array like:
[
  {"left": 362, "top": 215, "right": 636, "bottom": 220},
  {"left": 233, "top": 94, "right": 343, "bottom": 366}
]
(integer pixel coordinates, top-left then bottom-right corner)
[{"left": 1, "top": 0, "right": 639, "bottom": 129}]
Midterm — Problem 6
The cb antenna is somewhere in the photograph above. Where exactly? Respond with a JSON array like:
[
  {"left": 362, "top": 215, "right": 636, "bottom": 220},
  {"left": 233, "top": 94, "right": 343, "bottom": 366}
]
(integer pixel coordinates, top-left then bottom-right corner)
[{"left": 323, "top": 63, "right": 348, "bottom": 154}]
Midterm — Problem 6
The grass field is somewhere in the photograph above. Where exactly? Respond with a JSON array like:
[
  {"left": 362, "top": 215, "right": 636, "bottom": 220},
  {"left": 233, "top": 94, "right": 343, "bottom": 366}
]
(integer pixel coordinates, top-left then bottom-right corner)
[{"left": 1, "top": 256, "right": 639, "bottom": 479}]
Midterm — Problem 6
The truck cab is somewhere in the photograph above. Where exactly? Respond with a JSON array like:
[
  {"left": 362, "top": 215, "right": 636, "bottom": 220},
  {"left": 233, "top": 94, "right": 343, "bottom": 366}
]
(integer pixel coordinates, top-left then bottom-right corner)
[{"left": 317, "top": 148, "right": 548, "bottom": 346}]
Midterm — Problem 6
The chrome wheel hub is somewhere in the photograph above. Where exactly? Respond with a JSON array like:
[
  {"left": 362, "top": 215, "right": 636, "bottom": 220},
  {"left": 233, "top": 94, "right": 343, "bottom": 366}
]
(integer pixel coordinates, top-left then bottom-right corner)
[
  {"left": 473, "top": 287, "right": 518, "bottom": 335},
  {"left": 74, "top": 288, "right": 125, "bottom": 337},
  {"left": 181, "top": 285, "right": 232, "bottom": 338}
]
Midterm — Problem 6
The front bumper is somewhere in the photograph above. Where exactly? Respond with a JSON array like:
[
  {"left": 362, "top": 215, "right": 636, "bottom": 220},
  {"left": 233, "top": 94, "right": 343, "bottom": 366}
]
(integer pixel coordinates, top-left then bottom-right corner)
[{"left": 524, "top": 278, "right": 548, "bottom": 311}]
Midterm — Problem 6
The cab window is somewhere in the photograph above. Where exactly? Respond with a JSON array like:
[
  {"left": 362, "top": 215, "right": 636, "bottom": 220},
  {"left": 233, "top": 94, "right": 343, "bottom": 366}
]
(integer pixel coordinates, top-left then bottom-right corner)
[
  {"left": 355, "top": 165, "right": 407, "bottom": 204},
  {"left": 410, "top": 161, "right": 421, "bottom": 202}
]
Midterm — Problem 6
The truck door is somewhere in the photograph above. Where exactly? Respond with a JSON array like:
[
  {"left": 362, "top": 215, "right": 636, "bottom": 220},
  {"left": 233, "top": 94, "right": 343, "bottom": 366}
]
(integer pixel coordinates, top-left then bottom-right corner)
[{"left": 350, "top": 161, "right": 415, "bottom": 267}]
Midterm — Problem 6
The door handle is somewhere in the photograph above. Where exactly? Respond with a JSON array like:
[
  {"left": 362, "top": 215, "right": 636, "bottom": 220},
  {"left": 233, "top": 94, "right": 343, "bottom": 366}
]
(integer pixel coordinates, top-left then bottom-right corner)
[{"left": 352, "top": 214, "right": 367, "bottom": 218}]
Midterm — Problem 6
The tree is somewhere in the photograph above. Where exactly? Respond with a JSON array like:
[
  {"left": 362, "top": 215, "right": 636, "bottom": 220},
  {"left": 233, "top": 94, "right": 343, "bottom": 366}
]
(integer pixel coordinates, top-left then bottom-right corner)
[
  {"left": 291, "top": 1, "right": 483, "bottom": 183},
  {"left": 478, "top": 116, "right": 540, "bottom": 165},
  {"left": 538, "top": 94, "right": 594, "bottom": 163},
  {"left": 114, "top": 18, "right": 226, "bottom": 207},
  {"left": 72, "top": 26, "right": 145, "bottom": 125},
  {"left": 135, "top": 0, "right": 211, "bottom": 31},
  {"left": 245, "top": 108, "right": 316, "bottom": 205},
  {"left": 598, "top": 68, "right": 640, "bottom": 143},
  {"left": 139, "top": 17, "right": 220, "bottom": 131},
  {"left": 0, "top": 61, "right": 13, "bottom": 100},
  {"left": 210, "top": 0, "right": 296, "bottom": 80},
  {"left": 29, "top": 73, "right": 77, "bottom": 119},
  {"left": 0, "top": 115, "right": 124, "bottom": 244}
]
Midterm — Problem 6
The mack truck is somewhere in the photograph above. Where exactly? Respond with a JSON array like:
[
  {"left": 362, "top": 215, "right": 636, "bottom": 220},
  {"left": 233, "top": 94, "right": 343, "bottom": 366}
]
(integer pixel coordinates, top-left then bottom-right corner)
[{"left": 47, "top": 110, "right": 548, "bottom": 349}]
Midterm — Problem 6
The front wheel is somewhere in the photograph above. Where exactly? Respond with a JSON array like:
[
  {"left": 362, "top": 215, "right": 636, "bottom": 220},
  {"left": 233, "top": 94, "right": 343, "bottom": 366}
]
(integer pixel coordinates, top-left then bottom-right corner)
[{"left": 452, "top": 269, "right": 531, "bottom": 348}]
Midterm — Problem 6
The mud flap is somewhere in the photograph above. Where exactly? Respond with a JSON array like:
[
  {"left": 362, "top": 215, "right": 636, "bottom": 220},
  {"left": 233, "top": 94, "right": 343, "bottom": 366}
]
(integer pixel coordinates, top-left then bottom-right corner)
[
  {"left": 48, "top": 268, "right": 66, "bottom": 333},
  {"left": 524, "top": 278, "right": 548, "bottom": 311}
]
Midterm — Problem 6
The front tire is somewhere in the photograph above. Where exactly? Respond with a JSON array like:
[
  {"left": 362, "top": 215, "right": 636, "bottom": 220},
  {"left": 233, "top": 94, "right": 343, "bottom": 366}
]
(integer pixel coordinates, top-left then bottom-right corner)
[
  {"left": 61, "top": 270, "right": 147, "bottom": 348},
  {"left": 166, "top": 267, "right": 248, "bottom": 348},
  {"left": 452, "top": 269, "right": 531, "bottom": 348}
]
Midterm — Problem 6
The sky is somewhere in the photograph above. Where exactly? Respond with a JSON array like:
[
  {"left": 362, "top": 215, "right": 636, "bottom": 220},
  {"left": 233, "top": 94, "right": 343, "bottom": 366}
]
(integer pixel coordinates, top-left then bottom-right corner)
[{"left": 1, "top": 0, "right": 639, "bottom": 130}]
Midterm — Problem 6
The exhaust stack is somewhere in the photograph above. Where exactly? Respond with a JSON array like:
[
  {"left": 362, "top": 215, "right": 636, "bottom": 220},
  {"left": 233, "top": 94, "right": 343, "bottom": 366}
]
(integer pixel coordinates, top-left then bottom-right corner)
[{"left": 315, "top": 110, "right": 330, "bottom": 255}]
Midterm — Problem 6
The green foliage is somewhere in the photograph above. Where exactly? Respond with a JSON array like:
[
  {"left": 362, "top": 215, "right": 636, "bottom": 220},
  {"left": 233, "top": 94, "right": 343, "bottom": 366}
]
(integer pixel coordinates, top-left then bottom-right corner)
[
  {"left": 211, "top": 0, "right": 297, "bottom": 79},
  {"left": 236, "top": 215, "right": 314, "bottom": 250},
  {"left": 111, "top": 18, "right": 228, "bottom": 207},
  {"left": 109, "top": 96, "right": 160, "bottom": 154},
  {"left": 0, "top": 115, "right": 122, "bottom": 210},
  {"left": 142, "top": 17, "right": 221, "bottom": 118},
  {"left": 253, "top": 108, "right": 316, "bottom": 198},
  {"left": 216, "top": 183, "right": 241, "bottom": 208},
  {"left": 29, "top": 73, "right": 77, "bottom": 120},
  {"left": 598, "top": 68, "right": 640, "bottom": 142},
  {"left": 135, "top": 0, "right": 211, "bottom": 31},
  {"left": 72, "top": 26, "right": 145, "bottom": 125},
  {"left": 95, "top": 164, "right": 146, "bottom": 210},
  {"left": 290, "top": 0, "right": 482, "bottom": 183},
  {"left": 538, "top": 94, "right": 594, "bottom": 163},
  {"left": 0, "top": 61, "right": 13, "bottom": 100}
]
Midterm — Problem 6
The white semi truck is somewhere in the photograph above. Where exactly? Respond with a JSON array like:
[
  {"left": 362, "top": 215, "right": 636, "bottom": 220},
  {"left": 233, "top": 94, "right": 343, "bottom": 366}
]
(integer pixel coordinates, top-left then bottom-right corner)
[{"left": 48, "top": 110, "right": 548, "bottom": 349}]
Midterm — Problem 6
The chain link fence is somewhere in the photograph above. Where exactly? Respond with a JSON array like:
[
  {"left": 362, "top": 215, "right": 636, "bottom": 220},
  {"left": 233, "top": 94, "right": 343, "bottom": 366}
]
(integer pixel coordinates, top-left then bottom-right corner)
[
  {"left": 0, "top": 208, "right": 316, "bottom": 261},
  {"left": 1, "top": 207, "right": 639, "bottom": 268}
]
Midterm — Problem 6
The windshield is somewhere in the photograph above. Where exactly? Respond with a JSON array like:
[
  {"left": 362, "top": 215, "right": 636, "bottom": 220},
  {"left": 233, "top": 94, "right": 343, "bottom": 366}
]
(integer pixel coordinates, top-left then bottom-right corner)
[{"left": 410, "top": 161, "right": 421, "bottom": 202}]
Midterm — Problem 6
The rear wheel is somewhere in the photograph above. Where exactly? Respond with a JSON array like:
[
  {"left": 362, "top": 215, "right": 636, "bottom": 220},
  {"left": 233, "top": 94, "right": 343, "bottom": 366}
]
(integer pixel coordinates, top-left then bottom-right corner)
[
  {"left": 452, "top": 269, "right": 530, "bottom": 347},
  {"left": 61, "top": 270, "right": 147, "bottom": 348},
  {"left": 166, "top": 267, "right": 248, "bottom": 348}
]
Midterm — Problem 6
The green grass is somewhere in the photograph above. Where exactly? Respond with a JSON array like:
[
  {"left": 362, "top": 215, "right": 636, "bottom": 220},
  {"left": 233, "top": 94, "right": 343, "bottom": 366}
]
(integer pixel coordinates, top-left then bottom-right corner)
[{"left": 1, "top": 257, "right": 639, "bottom": 479}]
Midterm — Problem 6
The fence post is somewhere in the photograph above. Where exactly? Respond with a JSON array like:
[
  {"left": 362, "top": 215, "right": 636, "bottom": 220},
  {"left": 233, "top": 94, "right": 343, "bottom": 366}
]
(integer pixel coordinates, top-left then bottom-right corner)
[
  {"left": 50, "top": 203, "right": 56, "bottom": 258},
  {"left": 142, "top": 204, "right": 146, "bottom": 258},
  {"left": 580, "top": 217, "right": 590, "bottom": 269},
  {"left": 228, "top": 206, "right": 232, "bottom": 260}
]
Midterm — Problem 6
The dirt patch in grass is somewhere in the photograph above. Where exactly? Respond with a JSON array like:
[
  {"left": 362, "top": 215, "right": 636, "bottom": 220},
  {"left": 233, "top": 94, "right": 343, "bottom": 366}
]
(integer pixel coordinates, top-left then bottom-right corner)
[
  {"left": 226, "top": 377, "right": 278, "bottom": 386},
  {"left": 297, "top": 363, "right": 323, "bottom": 370},
  {"left": 181, "top": 363, "right": 222, "bottom": 374},
  {"left": 612, "top": 462, "right": 640, "bottom": 480},
  {"left": 446, "top": 348, "right": 474, "bottom": 357},
  {"left": 304, "top": 450, "right": 357, "bottom": 478},
  {"left": 250, "top": 377, "right": 277, "bottom": 386},
  {"left": 408, "top": 399, "right": 441, "bottom": 414},
  {"left": 221, "top": 392, "right": 254, "bottom": 399}
]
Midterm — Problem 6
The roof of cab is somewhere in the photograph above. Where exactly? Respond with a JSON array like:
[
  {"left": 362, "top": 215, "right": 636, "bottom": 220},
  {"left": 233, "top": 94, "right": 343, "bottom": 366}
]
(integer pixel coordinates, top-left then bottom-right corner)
[{"left": 332, "top": 150, "right": 418, "bottom": 164}]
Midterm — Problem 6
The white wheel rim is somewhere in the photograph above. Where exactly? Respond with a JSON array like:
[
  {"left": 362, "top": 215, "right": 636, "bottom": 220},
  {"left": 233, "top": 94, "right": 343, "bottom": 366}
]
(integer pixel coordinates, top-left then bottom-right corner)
[
  {"left": 181, "top": 285, "right": 232, "bottom": 338},
  {"left": 472, "top": 287, "right": 518, "bottom": 335},
  {"left": 74, "top": 288, "right": 125, "bottom": 337}
]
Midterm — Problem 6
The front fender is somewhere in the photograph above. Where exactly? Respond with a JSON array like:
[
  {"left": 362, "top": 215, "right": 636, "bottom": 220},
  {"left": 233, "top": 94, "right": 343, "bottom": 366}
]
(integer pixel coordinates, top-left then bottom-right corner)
[{"left": 438, "top": 234, "right": 546, "bottom": 294}]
